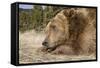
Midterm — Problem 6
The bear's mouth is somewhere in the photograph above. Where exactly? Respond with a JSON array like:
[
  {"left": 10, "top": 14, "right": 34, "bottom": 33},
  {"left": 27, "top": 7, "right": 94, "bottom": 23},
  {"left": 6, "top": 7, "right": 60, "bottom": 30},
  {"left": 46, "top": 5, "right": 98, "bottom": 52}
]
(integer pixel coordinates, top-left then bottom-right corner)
[
  {"left": 42, "top": 46, "right": 55, "bottom": 52},
  {"left": 42, "top": 40, "right": 67, "bottom": 52},
  {"left": 45, "top": 44, "right": 61, "bottom": 52},
  {"left": 41, "top": 44, "right": 58, "bottom": 52}
]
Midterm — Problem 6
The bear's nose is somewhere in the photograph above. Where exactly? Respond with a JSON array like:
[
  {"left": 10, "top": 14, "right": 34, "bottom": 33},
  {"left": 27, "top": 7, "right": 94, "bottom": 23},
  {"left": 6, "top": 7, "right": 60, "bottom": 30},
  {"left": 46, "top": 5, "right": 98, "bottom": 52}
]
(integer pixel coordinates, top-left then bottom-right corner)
[{"left": 42, "top": 41, "right": 48, "bottom": 46}]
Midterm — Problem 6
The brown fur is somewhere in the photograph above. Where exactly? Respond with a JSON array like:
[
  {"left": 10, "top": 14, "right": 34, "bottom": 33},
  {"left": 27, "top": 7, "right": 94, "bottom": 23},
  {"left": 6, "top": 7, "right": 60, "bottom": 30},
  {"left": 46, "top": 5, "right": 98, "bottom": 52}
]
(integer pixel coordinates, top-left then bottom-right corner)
[{"left": 42, "top": 8, "right": 96, "bottom": 55}]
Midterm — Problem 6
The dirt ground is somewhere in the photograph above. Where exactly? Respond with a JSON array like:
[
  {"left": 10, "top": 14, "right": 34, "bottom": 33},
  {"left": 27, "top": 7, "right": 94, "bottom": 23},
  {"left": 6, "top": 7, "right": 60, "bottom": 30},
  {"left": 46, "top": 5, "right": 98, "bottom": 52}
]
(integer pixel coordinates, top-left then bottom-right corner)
[{"left": 19, "top": 30, "right": 96, "bottom": 64}]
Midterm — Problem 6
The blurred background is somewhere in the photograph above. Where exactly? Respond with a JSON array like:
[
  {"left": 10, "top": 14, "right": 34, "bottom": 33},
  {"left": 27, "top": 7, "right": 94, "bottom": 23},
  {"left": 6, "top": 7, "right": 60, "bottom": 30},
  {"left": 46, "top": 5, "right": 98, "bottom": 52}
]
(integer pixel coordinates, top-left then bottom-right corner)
[{"left": 19, "top": 4, "right": 66, "bottom": 32}]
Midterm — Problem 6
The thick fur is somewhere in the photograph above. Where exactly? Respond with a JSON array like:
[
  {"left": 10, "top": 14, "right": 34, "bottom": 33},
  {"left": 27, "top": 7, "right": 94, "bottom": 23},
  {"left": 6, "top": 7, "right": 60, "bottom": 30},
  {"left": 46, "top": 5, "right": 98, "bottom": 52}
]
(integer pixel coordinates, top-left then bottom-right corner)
[{"left": 42, "top": 8, "right": 96, "bottom": 55}]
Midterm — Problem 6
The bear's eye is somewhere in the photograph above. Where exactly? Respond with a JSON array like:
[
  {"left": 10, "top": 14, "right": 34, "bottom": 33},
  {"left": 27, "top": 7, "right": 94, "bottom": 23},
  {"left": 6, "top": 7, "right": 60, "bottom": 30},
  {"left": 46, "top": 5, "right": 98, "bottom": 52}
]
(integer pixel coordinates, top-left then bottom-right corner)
[{"left": 51, "top": 25, "right": 56, "bottom": 29}]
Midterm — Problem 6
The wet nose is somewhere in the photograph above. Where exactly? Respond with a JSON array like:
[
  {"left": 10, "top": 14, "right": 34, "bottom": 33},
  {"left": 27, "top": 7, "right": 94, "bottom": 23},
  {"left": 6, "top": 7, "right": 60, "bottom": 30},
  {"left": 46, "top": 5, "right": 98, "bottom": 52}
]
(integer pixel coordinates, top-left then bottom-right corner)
[{"left": 42, "top": 41, "right": 48, "bottom": 46}]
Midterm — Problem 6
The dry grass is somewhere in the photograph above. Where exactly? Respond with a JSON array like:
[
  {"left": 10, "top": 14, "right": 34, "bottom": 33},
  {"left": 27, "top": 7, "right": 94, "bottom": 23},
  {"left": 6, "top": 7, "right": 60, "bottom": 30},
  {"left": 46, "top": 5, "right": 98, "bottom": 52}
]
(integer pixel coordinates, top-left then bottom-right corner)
[{"left": 19, "top": 30, "right": 96, "bottom": 64}]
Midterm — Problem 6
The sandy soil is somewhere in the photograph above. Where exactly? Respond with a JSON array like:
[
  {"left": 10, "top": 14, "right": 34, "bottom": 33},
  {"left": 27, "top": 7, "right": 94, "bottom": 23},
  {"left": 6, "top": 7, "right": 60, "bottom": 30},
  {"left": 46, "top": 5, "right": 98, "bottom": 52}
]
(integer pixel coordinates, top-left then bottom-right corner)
[{"left": 19, "top": 30, "right": 96, "bottom": 64}]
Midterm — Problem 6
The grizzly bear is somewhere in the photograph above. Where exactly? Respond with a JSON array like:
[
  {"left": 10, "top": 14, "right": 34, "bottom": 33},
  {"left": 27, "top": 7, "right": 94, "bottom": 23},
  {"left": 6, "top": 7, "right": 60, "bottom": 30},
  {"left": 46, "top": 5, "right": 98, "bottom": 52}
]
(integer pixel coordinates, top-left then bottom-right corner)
[{"left": 42, "top": 8, "right": 96, "bottom": 55}]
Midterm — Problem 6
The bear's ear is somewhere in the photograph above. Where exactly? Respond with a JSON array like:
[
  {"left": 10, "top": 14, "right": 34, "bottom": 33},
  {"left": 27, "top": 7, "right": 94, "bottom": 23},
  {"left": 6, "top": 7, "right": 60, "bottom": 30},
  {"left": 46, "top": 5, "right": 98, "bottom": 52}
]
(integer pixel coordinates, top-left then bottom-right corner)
[{"left": 63, "top": 9, "right": 76, "bottom": 18}]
